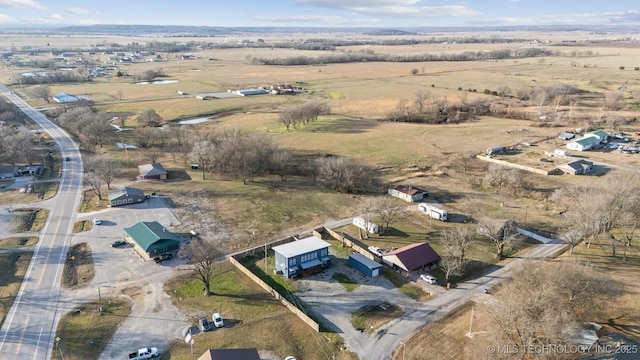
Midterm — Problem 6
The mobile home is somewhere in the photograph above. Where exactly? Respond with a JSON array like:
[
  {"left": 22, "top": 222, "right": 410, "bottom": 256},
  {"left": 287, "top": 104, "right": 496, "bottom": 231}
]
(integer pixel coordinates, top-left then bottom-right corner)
[
  {"left": 352, "top": 216, "right": 379, "bottom": 234},
  {"left": 418, "top": 203, "right": 448, "bottom": 221}
]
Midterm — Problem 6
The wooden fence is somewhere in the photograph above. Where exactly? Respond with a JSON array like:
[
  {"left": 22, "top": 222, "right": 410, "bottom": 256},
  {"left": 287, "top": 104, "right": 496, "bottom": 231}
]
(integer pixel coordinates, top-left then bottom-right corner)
[{"left": 228, "top": 236, "right": 320, "bottom": 332}]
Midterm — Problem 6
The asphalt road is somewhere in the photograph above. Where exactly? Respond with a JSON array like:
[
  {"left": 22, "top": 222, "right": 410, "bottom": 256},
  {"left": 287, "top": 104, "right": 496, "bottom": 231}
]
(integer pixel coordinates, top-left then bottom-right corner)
[{"left": 0, "top": 86, "right": 84, "bottom": 359}]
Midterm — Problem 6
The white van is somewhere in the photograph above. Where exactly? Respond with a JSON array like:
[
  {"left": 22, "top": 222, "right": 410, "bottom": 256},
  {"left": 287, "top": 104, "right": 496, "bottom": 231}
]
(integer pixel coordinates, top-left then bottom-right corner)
[
  {"left": 352, "top": 216, "right": 379, "bottom": 234},
  {"left": 418, "top": 203, "right": 448, "bottom": 221}
]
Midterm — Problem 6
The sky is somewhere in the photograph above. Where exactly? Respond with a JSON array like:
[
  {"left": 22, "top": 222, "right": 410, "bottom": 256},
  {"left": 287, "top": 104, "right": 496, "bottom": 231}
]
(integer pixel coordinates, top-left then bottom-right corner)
[{"left": 0, "top": 0, "right": 639, "bottom": 28}]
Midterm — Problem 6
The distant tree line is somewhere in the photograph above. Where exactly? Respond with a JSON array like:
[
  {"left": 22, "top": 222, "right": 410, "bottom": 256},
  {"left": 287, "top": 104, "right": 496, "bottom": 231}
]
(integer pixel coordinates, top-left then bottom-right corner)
[{"left": 251, "top": 48, "right": 553, "bottom": 66}]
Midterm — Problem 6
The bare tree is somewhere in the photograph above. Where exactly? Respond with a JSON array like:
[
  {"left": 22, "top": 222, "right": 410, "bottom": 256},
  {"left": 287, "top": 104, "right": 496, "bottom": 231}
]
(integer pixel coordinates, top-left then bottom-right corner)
[
  {"left": 131, "top": 127, "right": 161, "bottom": 148},
  {"left": 270, "top": 149, "right": 291, "bottom": 181},
  {"left": 478, "top": 217, "right": 518, "bottom": 259},
  {"left": 316, "top": 156, "right": 379, "bottom": 194},
  {"left": 603, "top": 91, "right": 623, "bottom": 111},
  {"left": 32, "top": 85, "right": 52, "bottom": 103},
  {"left": 439, "top": 227, "right": 473, "bottom": 282},
  {"left": 482, "top": 164, "right": 510, "bottom": 193},
  {"left": 371, "top": 196, "right": 407, "bottom": 235},
  {"left": 137, "top": 109, "right": 163, "bottom": 127},
  {"left": 85, "top": 155, "right": 121, "bottom": 190},
  {"left": 481, "top": 260, "right": 611, "bottom": 357},
  {"left": 179, "top": 238, "right": 222, "bottom": 296},
  {"left": 189, "top": 140, "right": 216, "bottom": 180},
  {"left": 84, "top": 172, "right": 104, "bottom": 200},
  {"left": 531, "top": 87, "right": 549, "bottom": 118},
  {"left": 140, "top": 146, "right": 164, "bottom": 165},
  {"left": 551, "top": 171, "right": 640, "bottom": 258}
]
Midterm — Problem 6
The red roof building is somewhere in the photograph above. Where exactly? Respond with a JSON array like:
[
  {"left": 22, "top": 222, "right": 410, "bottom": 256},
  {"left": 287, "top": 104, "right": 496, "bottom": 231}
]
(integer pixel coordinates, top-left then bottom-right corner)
[{"left": 382, "top": 242, "right": 441, "bottom": 272}]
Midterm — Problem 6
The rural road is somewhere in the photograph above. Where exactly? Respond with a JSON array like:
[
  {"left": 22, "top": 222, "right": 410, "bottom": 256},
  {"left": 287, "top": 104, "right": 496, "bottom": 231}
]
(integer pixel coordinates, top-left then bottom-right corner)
[{"left": 0, "top": 85, "right": 84, "bottom": 359}]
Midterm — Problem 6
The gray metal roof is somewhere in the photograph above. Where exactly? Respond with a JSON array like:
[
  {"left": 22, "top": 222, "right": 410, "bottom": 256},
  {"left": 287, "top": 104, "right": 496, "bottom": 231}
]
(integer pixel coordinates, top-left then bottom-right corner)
[
  {"left": 272, "top": 236, "right": 330, "bottom": 258},
  {"left": 108, "top": 186, "right": 144, "bottom": 201}
]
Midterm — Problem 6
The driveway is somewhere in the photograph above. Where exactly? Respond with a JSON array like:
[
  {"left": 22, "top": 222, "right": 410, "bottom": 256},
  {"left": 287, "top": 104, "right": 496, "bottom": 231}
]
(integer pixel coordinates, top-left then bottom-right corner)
[{"left": 298, "top": 237, "right": 568, "bottom": 360}]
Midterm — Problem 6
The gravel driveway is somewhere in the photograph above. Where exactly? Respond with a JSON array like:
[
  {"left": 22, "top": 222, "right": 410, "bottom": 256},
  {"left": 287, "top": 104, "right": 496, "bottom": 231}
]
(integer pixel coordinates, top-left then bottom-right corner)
[{"left": 296, "top": 249, "right": 424, "bottom": 357}]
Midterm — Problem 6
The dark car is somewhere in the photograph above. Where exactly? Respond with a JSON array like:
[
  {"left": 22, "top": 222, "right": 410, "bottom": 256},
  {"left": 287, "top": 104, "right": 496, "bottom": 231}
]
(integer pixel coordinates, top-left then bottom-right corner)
[
  {"left": 111, "top": 239, "right": 128, "bottom": 248},
  {"left": 154, "top": 253, "right": 173, "bottom": 263},
  {"left": 198, "top": 317, "right": 211, "bottom": 332}
]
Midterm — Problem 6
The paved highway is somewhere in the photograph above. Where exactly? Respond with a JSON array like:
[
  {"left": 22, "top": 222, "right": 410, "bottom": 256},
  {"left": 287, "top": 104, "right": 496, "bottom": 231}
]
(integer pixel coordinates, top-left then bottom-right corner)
[{"left": 0, "top": 86, "right": 84, "bottom": 359}]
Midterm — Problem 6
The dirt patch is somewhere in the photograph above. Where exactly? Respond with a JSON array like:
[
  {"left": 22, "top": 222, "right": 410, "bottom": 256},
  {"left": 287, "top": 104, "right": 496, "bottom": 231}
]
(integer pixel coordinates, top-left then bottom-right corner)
[
  {"left": 120, "top": 286, "right": 144, "bottom": 301},
  {"left": 352, "top": 302, "right": 404, "bottom": 334}
]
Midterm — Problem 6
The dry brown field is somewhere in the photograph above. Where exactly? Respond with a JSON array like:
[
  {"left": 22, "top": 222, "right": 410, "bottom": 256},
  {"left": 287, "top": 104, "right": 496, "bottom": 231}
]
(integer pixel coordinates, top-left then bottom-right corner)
[{"left": 3, "top": 30, "right": 640, "bottom": 359}]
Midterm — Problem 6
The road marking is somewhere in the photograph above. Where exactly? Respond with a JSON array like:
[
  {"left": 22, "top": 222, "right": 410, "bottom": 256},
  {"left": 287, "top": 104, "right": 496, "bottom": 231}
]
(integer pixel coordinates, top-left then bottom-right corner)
[{"left": 32, "top": 328, "right": 43, "bottom": 360}]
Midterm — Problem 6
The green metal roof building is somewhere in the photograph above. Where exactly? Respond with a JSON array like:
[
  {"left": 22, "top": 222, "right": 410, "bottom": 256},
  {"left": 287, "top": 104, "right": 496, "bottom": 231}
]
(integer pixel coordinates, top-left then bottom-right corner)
[{"left": 124, "top": 221, "right": 180, "bottom": 258}]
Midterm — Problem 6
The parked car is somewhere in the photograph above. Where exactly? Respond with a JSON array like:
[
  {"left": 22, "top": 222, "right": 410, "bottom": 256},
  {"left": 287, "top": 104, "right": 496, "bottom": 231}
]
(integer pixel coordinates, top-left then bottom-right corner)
[
  {"left": 111, "top": 239, "right": 128, "bottom": 248},
  {"left": 369, "top": 246, "right": 382, "bottom": 256},
  {"left": 92, "top": 217, "right": 102, "bottom": 225},
  {"left": 420, "top": 274, "right": 437, "bottom": 284},
  {"left": 198, "top": 317, "right": 211, "bottom": 332},
  {"left": 154, "top": 253, "right": 173, "bottom": 263},
  {"left": 212, "top": 312, "right": 224, "bottom": 328}
]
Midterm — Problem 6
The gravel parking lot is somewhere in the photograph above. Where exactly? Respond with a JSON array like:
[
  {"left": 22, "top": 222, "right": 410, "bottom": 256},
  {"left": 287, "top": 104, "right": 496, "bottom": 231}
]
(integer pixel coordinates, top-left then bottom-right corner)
[{"left": 64, "top": 196, "right": 191, "bottom": 359}]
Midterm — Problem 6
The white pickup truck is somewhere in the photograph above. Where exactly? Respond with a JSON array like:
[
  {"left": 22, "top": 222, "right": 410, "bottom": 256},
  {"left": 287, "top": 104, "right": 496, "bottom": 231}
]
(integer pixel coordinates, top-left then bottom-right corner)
[{"left": 128, "top": 347, "right": 158, "bottom": 359}]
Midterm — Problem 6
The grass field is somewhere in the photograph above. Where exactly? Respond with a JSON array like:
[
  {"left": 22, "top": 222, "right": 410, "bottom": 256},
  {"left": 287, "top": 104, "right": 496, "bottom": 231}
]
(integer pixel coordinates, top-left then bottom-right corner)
[
  {"left": 0, "top": 252, "right": 33, "bottom": 329},
  {"left": 51, "top": 298, "right": 132, "bottom": 360},
  {"left": 164, "top": 262, "right": 356, "bottom": 360}
]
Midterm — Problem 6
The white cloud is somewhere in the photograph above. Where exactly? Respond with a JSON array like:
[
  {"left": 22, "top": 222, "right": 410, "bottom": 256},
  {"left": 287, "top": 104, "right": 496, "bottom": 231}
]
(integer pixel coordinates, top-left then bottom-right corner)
[
  {"left": 608, "top": 10, "right": 640, "bottom": 23},
  {"left": 0, "top": 13, "right": 11, "bottom": 22},
  {"left": 295, "top": 0, "right": 478, "bottom": 19},
  {"left": 296, "top": 0, "right": 421, "bottom": 8},
  {"left": 67, "top": 7, "right": 90, "bottom": 15},
  {"left": 254, "top": 14, "right": 348, "bottom": 24},
  {"left": 353, "top": 5, "right": 479, "bottom": 17},
  {"left": 0, "top": 0, "right": 46, "bottom": 10},
  {"left": 42, "top": 13, "right": 62, "bottom": 21}
]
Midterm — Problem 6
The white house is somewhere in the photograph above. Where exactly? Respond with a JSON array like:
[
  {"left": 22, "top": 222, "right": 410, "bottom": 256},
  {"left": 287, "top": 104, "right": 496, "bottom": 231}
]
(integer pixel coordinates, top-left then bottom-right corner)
[
  {"left": 566, "top": 136, "right": 600, "bottom": 151},
  {"left": 53, "top": 93, "right": 81, "bottom": 103},
  {"left": 388, "top": 185, "right": 428, "bottom": 203}
]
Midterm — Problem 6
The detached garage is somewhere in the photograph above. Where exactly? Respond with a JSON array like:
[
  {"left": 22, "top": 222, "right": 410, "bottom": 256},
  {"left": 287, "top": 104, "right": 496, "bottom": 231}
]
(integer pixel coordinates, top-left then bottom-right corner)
[{"left": 349, "top": 253, "right": 383, "bottom": 278}]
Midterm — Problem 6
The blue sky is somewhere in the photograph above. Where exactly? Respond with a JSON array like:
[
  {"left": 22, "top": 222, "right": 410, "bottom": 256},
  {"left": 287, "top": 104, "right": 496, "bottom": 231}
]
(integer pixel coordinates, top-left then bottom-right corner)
[{"left": 0, "top": 0, "right": 639, "bottom": 27}]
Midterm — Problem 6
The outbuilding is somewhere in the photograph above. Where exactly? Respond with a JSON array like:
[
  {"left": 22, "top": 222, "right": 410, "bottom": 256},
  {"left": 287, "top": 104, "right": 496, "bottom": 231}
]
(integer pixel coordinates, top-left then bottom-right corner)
[
  {"left": 349, "top": 253, "right": 383, "bottom": 278},
  {"left": 382, "top": 242, "right": 441, "bottom": 275},
  {"left": 123, "top": 221, "right": 180, "bottom": 260},
  {"left": 108, "top": 186, "right": 146, "bottom": 207},
  {"left": 273, "top": 236, "right": 331, "bottom": 278},
  {"left": 138, "top": 163, "right": 168, "bottom": 180}
]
